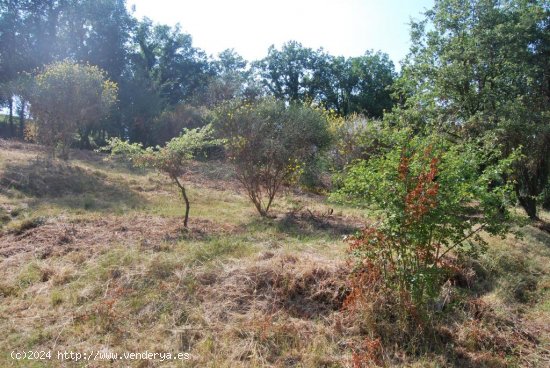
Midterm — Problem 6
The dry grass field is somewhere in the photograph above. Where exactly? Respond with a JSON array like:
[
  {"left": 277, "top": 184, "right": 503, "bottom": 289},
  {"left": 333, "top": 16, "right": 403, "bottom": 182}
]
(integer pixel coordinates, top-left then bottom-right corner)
[{"left": 1, "top": 139, "right": 549, "bottom": 367}]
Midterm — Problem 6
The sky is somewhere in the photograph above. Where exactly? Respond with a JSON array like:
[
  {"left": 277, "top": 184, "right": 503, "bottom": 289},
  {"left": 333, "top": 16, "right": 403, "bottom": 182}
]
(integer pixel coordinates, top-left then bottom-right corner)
[{"left": 126, "top": 0, "right": 434, "bottom": 67}]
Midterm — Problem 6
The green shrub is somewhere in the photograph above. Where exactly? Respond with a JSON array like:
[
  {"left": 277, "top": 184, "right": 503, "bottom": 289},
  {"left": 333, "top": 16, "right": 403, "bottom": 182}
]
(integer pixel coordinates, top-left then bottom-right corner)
[
  {"left": 333, "top": 130, "right": 518, "bottom": 308},
  {"left": 540, "top": 181, "right": 550, "bottom": 211},
  {"left": 328, "top": 113, "right": 393, "bottom": 172},
  {"left": 26, "top": 61, "right": 117, "bottom": 159},
  {"left": 214, "top": 99, "right": 331, "bottom": 216},
  {"left": 151, "top": 104, "right": 209, "bottom": 145}
]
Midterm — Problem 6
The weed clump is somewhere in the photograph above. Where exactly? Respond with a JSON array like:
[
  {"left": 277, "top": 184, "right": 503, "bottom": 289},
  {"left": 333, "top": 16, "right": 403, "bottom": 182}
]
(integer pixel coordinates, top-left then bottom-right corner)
[
  {"left": 0, "top": 207, "right": 10, "bottom": 227},
  {"left": 9, "top": 216, "right": 45, "bottom": 235}
]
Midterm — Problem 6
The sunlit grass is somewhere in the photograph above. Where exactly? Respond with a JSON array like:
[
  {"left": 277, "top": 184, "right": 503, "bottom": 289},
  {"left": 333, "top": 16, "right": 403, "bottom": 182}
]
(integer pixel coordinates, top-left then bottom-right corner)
[{"left": 0, "top": 142, "right": 549, "bottom": 367}]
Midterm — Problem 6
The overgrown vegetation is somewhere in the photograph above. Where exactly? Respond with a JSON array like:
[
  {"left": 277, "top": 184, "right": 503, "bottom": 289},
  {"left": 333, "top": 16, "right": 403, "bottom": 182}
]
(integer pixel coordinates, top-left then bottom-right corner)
[
  {"left": 396, "top": 0, "right": 550, "bottom": 220},
  {"left": 0, "top": 141, "right": 548, "bottom": 368},
  {"left": 0, "top": 0, "right": 549, "bottom": 366},
  {"left": 334, "top": 130, "right": 518, "bottom": 307},
  {"left": 214, "top": 99, "right": 331, "bottom": 216},
  {"left": 24, "top": 61, "right": 117, "bottom": 158}
]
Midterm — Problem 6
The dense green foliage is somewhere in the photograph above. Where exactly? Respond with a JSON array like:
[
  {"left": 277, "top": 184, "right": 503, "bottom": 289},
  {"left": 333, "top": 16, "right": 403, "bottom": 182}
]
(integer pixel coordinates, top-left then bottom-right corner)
[
  {"left": 334, "top": 130, "right": 518, "bottom": 306},
  {"left": 256, "top": 41, "right": 396, "bottom": 117},
  {"left": 0, "top": 0, "right": 132, "bottom": 140},
  {"left": 327, "top": 114, "right": 393, "bottom": 171},
  {"left": 395, "top": 0, "right": 550, "bottom": 219},
  {"left": 0, "top": 1, "right": 396, "bottom": 145},
  {"left": 151, "top": 104, "right": 209, "bottom": 146},
  {"left": 26, "top": 61, "right": 117, "bottom": 158}
]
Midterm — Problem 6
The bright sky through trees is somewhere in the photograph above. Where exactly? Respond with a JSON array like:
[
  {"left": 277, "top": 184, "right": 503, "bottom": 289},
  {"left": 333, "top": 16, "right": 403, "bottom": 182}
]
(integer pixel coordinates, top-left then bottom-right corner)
[{"left": 127, "top": 0, "right": 434, "bottom": 65}]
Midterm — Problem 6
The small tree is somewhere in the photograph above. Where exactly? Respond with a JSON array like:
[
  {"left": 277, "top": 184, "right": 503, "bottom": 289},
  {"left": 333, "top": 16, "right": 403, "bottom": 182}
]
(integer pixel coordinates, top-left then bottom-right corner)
[
  {"left": 105, "top": 125, "right": 221, "bottom": 228},
  {"left": 333, "top": 130, "right": 518, "bottom": 307},
  {"left": 26, "top": 61, "right": 117, "bottom": 158},
  {"left": 214, "top": 99, "right": 331, "bottom": 216}
]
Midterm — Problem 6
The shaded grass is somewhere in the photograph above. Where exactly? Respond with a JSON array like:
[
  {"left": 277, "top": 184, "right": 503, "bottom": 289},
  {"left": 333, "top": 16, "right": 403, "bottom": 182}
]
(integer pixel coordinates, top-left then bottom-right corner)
[
  {"left": 0, "top": 158, "right": 145, "bottom": 212},
  {"left": 477, "top": 227, "right": 550, "bottom": 308}
]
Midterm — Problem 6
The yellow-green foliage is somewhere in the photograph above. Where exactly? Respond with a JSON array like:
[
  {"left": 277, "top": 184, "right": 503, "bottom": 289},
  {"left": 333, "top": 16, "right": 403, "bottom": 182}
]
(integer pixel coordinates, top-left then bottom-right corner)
[{"left": 27, "top": 61, "right": 118, "bottom": 158}]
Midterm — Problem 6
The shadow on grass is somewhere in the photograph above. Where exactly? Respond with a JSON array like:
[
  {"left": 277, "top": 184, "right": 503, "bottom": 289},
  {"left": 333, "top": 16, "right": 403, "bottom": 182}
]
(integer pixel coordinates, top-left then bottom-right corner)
[
  {"left": 244, "top": 208, "right": 361, "bottom": 241},
  {"left": 71, "top": 150, "right": 151, "bottom": 178},
  {"left": 531, "top": 220, "right": 550, "bottom": 240},
  {"left": 455, "top": 223, "right": 550, "bottom": 306},
  {"left": 0, "top": 158, "right": 145, "bottom": 211}
]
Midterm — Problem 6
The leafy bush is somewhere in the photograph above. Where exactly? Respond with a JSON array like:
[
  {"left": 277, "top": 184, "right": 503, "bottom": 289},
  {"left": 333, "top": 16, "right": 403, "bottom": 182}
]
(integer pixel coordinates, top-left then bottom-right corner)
[
  {"left": 104, "top": 125, "right": 221, "bottom": 227},
  {"left": 328, "top": 113, "right": 393, "bottom": 172},
  {"left": 25, "top": 61, "right": 117, "bottom": 159},
  {"left": 214, "top": 99, "right": 331, "bottom": 216},
  {"left": 103, "top": 138, "right": 144, "bottom": 163},
  {"left": 333, "top": 130, "right": 518, "bottom": 307}
]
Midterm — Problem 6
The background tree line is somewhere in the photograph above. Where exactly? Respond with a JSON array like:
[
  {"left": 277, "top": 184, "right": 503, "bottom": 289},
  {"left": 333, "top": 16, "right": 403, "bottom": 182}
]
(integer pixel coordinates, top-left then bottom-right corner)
[
  {"left": 0, "top": 0, "right": 396, "bottom": 146},
  {"left": 0, "top": 0, "right": 548, "bottom": 315},
  {"left": 1, "top": 0, "right": 548, "bottom": 222}
]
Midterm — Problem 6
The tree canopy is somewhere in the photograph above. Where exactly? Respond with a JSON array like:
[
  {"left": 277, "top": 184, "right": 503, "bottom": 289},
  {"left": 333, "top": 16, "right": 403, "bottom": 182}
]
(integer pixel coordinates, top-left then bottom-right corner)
[
  {"left": 395, "top": 0, "right": 550, "bottom": 219},
  {"left": 26, "top": 60, "right": 117, "bottom": 158}
]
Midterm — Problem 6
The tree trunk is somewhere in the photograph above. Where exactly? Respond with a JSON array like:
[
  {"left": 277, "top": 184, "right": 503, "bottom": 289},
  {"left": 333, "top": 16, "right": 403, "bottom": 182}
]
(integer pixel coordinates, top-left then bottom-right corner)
[
  {"left": 174, "top": 177, "right": 190, "bottom": 228},
  {"left": 18, "top": 100, "right": 25, "bottom": 138},
  {"left": 59, "top": 144, "right": 69, "bottom": 160},
  {"left": 182, "top": 185, "right": 190, "bottom": 228},
  {"left": 515, "top": 167, "right": 542, "bottom": 220},
  {"left": 265, "top": 193, "right": 275, "bottom": 215},
  {"left": 543, "top": 190, "right": 550, "bottom": 211},
  {"left": 518, "top": 195, "right": 538, "bottom": 220},
  {"left": 8, "top": 97, "right": 14, "bottom": 137},
  {"left": 80, "top": 127, "right": 91, "bottom": 149},
  {"left": 257, "top": 202, "right": 267, "bottom": 217},
  {"left": 251, "top": 193, "right": 267, "bottom": 217}
]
